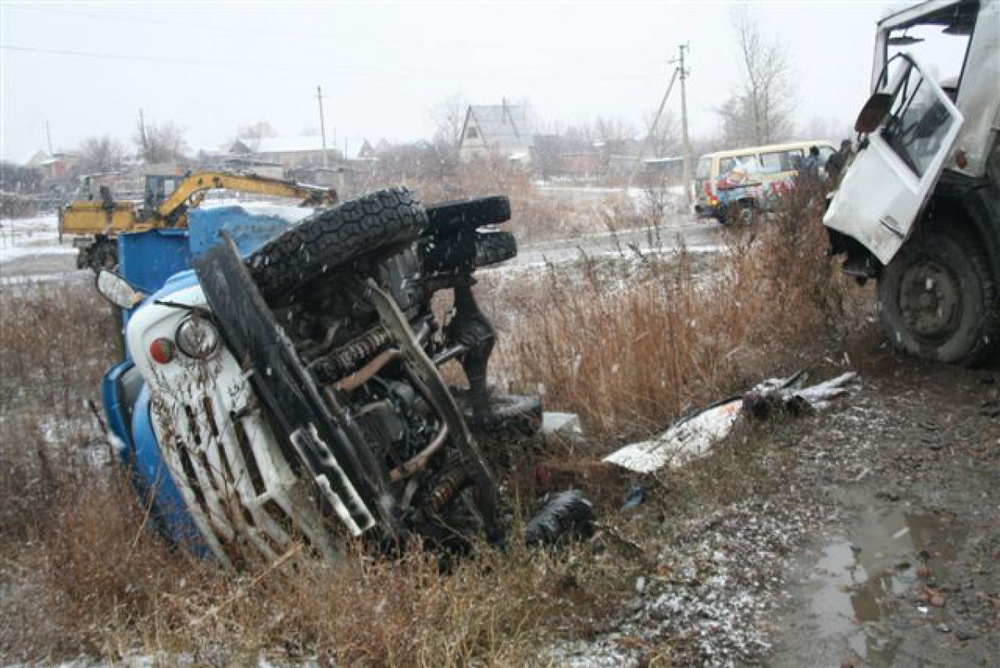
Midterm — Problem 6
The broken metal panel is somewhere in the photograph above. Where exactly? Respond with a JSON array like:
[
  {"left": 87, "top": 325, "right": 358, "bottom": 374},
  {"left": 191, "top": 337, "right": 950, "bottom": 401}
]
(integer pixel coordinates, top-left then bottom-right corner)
[
  {"left": 603, "top": 399, "right": 743, "bottom": 474},
  {"left": 604, "top": 373, "right": 859, "bottom": 475}
]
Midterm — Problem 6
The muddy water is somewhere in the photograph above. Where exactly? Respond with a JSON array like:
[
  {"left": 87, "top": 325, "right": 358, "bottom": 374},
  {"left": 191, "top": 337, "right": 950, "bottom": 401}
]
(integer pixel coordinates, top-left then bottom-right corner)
[{"left": 774, "top": 489, "right": 968, "bottom": 666}]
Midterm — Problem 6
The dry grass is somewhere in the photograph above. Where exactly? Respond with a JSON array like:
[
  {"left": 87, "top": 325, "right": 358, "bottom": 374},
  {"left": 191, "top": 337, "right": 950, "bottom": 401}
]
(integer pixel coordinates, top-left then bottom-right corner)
[
  {"left": 482, "top": 180, "right": 867, "bottom": 441},
  {"left": 0, "top": 182, "right": 874, "bottom": 664}
]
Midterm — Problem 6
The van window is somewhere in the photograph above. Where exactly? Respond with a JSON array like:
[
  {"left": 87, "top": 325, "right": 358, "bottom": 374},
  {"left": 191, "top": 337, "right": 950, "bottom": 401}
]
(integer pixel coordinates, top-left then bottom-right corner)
[
  {"left": 720, "top": 154, "right": 759, "bottom": 175},
  {"left": 695, "top": 156, "right": 712, "bottom": 179},
  {"left": 760, "top": 149, "right": 807, "bottom": 173}
]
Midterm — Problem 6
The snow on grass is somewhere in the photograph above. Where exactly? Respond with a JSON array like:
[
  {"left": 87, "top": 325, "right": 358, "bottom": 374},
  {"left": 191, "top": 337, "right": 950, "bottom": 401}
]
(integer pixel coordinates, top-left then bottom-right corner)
[{"left": 0, "top": 215, "right": 76, "bottom": 264}]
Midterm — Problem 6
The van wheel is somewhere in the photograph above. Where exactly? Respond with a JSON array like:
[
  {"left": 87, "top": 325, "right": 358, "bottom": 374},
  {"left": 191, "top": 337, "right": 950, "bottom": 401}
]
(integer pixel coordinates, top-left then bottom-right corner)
[{"left": 878, "top": 228, "right": 999, "bottom": 365}]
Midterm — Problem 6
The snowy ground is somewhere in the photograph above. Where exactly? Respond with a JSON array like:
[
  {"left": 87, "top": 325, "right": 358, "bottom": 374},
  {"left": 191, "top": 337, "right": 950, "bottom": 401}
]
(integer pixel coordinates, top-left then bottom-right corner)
[{"left": 0, "top": 215, "right": 75, "bottom": 264}]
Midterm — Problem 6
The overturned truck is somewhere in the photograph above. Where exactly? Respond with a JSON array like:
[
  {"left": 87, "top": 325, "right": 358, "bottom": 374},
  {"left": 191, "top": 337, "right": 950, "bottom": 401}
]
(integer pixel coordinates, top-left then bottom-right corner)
[
  {"left": 825, "top": 0, "right": 1000, "bottom": 364},
  {"left": 98, "top": 189, "right": 550, "bottom": 567}
]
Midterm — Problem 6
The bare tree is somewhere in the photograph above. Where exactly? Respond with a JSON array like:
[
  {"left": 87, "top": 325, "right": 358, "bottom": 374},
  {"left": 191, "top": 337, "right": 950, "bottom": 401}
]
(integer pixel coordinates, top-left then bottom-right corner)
[
  {"left": 718, "top": 7, "right": 796, "bottom": 146},
  {"left": 77, "top": 135, "right": 125, "bottom": 173},
  {"left": 134, "top": 120, "right": 187, "bottom": 163},
  {"left": 0, "top": 161, "right": 43, "bottom": 193},
  {"left": 593, "top": 116, "right": 635, "bottom": 155},
  {"left": 429, "top": 90, "right": 468, "bottom": 153},
  {"left": 642, "top": 108, "right": 680, "bottom": 157}
]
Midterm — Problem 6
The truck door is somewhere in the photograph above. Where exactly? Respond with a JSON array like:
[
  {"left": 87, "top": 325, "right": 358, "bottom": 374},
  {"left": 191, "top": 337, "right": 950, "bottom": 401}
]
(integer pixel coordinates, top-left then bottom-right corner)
[{"left": 823, "top": 55, "right": 964, "bottom": 265}]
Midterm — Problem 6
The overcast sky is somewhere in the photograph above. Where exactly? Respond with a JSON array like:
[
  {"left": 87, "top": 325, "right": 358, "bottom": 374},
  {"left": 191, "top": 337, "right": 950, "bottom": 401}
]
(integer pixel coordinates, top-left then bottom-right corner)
[{"left": 2, "top": 0, "right": 904, "bottom": 163}]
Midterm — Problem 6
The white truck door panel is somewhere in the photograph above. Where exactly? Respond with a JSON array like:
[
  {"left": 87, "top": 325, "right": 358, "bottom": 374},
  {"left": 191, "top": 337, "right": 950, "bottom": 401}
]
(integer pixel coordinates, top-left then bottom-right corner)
[{"left": 824, "top": 56, "right": 964, "bottom": 265}]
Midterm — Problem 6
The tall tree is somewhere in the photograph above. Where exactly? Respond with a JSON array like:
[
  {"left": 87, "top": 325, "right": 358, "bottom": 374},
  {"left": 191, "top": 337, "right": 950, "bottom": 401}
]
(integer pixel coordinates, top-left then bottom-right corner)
[
  {"left": 718, "top": 7, "right": 796, "bottom": 146},
  {"left": 134, "top": 120, "right": 187, "bottom": 163},
  {"left": 430, "top": 91, "right": 468, "bottom": 153},
  {"left": 76, "top": 135, "right": 125, "bottom": 173}
]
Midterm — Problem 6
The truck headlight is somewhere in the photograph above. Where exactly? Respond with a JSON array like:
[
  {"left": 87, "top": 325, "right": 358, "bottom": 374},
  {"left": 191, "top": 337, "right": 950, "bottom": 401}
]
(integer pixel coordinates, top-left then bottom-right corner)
[{"left": 175, "top": 315, "right": 220, "bottom": 359}]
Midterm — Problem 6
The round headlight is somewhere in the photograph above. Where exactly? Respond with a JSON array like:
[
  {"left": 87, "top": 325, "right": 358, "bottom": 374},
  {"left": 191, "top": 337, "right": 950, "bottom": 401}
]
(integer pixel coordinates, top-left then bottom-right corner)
[{"left": 175, "top": 315, "right": 220, "bottom": 359}]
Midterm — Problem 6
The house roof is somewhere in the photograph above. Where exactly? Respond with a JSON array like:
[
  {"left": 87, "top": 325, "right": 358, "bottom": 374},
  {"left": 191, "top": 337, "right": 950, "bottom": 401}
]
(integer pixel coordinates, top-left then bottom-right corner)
[
  {"left": 464, "top": 104, "right": 532, "bottom": 150},
  {"left": 252, "top": 136, "right": 328, "bottom": 154},
  {"left": 339, "top": 137, "right": 373, "bottom": 160}
]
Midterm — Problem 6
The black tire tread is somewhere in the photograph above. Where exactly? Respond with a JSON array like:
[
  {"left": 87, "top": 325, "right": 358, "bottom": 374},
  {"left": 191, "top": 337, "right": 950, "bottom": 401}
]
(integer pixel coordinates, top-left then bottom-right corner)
[
  {"left": 475, "top": 230, "right": 517, "bottom": 268},
  {"left": 879, "top": 226, "right": 999, "bottom": 365},
  {"left": 246, "top": 188, "right": 427, "bottom": 302},
  {"left": 425, "top": 195, "right": 511, "bottom": 234}
]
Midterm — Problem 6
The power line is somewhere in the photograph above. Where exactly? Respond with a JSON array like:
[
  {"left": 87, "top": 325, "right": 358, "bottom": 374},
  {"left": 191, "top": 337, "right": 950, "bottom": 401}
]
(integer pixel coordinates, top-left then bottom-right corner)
[
  {"left": 8, "top": 2, "right": 672, "bottom": 59},
  {"left": 0, "top": 43, "right": 667, "bottom": 82}
]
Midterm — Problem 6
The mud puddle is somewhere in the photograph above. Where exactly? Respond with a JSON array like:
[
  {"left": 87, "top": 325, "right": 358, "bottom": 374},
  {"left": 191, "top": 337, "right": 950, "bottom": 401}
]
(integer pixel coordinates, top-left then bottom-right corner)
[{"left": 783, "top": 489, "right": 968, "bottom": 665}]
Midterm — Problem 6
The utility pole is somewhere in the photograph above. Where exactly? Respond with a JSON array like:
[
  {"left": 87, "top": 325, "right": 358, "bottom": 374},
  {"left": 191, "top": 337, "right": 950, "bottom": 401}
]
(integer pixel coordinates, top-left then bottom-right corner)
[
  {"left": 676, "top": 44, "right": 693, "bottom": 207},
  {"left": 316, "top": 85, "right": 329, "bottom": 168},
  {"left": 628, "top": 67, "right": 679, "bottom": 188},
  {"left": 138, "top": 108, "right": 149, "bottom": 160},
  {"left": 45, "top": 121, "right": 53, "bottom": 155}
]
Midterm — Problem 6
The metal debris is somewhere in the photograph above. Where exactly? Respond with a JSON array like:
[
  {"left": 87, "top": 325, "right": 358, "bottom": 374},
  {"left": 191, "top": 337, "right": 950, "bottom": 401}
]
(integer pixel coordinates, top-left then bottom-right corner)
[{"left": 604, "top": 372, "right": 859, "bottom": 474}]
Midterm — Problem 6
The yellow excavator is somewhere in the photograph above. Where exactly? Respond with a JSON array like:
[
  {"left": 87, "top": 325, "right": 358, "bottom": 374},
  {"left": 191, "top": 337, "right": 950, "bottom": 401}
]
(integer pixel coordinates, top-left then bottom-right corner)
[{"left": 59, "top": 171, "right": 338, "bottom": 272}]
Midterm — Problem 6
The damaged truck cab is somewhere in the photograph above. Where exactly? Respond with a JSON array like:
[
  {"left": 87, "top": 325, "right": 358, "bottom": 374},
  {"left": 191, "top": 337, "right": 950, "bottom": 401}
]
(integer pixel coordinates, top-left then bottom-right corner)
[
  {"left": 824, "top": 0, "right": 1000, "bottom": 364},
  {"left": 99, "top": 191, "right": 537, "bottom": 568}
]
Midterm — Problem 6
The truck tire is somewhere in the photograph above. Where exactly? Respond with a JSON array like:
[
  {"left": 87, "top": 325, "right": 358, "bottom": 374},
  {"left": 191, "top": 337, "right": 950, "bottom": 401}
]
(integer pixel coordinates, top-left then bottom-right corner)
[
  {"left": 878, "top": 228, "right": 999, "bottom": 365},
  {"left": 246, "top": 188, "right": 427, "bottom": 302},
  {"left": 475, "top": 230, "right": 517, "bottom": 268},
  {"left": 425, "top": 195, "right": 511, "bottom": 234}
]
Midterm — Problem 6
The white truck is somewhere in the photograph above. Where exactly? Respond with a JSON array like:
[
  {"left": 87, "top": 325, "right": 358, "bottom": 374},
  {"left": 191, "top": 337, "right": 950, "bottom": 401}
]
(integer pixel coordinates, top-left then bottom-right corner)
[{"left": 824, "top": 0, "right": 999, "bottom": 364}]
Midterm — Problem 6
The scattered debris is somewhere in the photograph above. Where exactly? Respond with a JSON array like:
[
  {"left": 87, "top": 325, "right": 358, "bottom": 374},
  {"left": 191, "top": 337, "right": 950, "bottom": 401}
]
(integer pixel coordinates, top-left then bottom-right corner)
[
  {"left": 525, "top": 490, "right": 595, "bottom": 547},
  {"left": 541, "top": 411, "right": 585, "bottom": 442},
  {"left": 621, "top": 481, "right": 646, "bottom": 510},
  {"left": 603, "top": 371, "right": 859, "bottom": 473},
  {"left": 743, "top": 371, "right": 859, "bottom": 417},
  {"left": 603, "top": 398, "right": 742, "bottom": 473}
]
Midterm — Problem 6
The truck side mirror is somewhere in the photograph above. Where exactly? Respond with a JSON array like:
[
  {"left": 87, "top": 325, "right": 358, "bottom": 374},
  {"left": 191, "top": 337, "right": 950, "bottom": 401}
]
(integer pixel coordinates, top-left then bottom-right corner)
[
  {"left": 97, "top": 270, "right": 145, "bottom": 309},
  {"left": 854, "top": 92, "right": 894, "bottom": 133}
]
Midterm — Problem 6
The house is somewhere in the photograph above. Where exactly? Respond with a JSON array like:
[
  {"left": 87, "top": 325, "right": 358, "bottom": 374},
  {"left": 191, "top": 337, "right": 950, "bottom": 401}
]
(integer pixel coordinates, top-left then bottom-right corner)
[
  {"left": 231, "top": 137, "right": 341, "bottom": 168},
  {"left": 24, "top": 150, "right": 75, "bottom": 180},
  {"left": 458, "top": 102, "right": 533, "bottom": 164}
]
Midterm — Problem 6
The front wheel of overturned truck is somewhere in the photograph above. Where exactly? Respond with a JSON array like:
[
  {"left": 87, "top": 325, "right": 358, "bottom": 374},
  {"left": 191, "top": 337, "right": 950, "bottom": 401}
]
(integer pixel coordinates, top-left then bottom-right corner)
[{"left": 877, "top": 229, "right": 999, "bottom": 366}]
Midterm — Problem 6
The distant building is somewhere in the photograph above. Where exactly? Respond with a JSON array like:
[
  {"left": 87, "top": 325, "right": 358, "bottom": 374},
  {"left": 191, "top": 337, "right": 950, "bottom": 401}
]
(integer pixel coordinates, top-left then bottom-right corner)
[
  {"left": 23, "top": 150, "right": 75, "bottom": 180},
  {"left": 458, "top": 102, "right": 533, "bottom": 164},
  {"left": 231, "top": 136, "right": 341, "bottom": 168}
]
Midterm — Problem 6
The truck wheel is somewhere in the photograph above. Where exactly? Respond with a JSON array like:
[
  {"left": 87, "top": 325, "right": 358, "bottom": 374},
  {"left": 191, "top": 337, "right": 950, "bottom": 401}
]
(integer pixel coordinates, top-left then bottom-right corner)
[
  {"left": 475, "top": 230, "right": 517, "bottom": 268},
  {"left": 246, "top": 188, "right": 427, "bottom": 302},
  {"left": 878, "top": 229, "right": 998, "bottom": 365},
  {"left": 425, "top": 195, "right": 511, "bottom": 234}
]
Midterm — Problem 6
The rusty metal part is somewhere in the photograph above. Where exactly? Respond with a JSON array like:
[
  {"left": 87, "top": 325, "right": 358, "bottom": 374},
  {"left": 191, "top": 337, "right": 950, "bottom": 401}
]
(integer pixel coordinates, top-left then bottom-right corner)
[
  {"left": 297, "top": 323, "right": 340, "bottom": 358},
  {"left": 427, "top": 467, "right": 468, "bottom": 514},
  {"left": 307, "top": 326, "right": 391, "bottom": 377},
  {"left": 389, "top": 424, "right": 449, "bottom": 482},
  {"left": 432, "top": 343, "right": 469, "bottom": 366},
  {"left": 311, "top": 320, "right": 431, "bottom": 379},
  {"left": 333, "top": 348, "right": 402, "bottom": 392}
]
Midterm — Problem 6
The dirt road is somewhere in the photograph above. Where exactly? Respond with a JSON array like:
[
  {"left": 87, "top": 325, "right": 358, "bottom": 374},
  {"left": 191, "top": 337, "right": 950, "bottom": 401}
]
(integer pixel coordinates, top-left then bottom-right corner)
[
  {"left": 767, "top": 350, "right": 999, "bottom": 666},
  {"left": 554, "top": 344, "right": 999, "bottom": 667}
]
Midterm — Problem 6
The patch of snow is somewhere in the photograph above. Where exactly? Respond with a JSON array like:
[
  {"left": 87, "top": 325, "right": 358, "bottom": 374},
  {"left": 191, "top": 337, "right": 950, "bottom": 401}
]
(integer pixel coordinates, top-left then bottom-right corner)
[
  {"left": 0, "top": 215, "right": 76, "bottom": 265},
  {"left": 202, "top": 201, "right": 315, "bottom": 225}
]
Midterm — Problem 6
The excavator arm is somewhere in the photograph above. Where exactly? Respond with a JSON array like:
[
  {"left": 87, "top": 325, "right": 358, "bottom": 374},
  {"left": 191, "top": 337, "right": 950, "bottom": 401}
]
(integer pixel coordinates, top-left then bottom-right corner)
[
  {"left": 59, "top": 171, "right": 339, "bottom": 272},
  {"left": 150, "top": 171, "right": 338, "bottom": 227}
]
